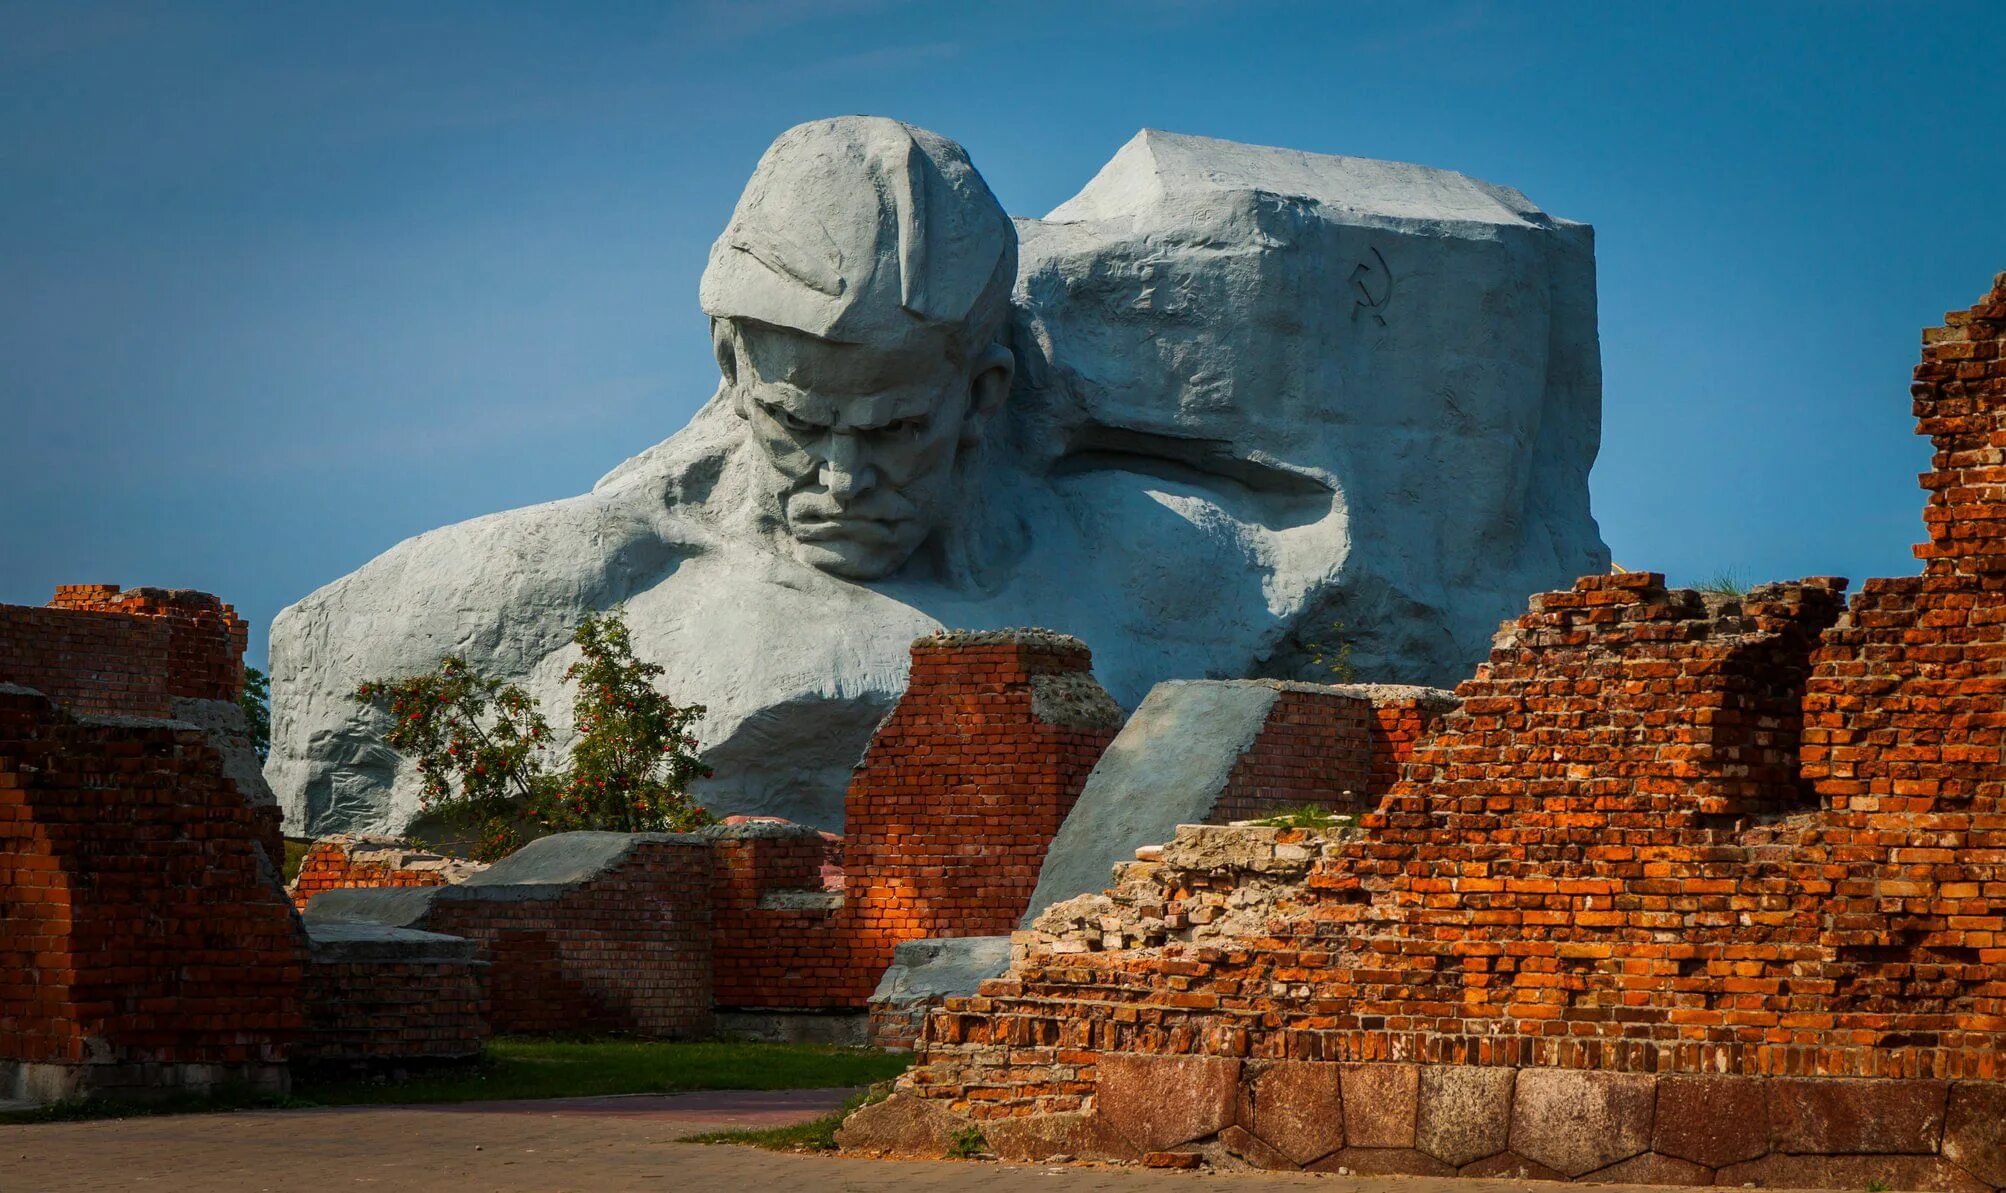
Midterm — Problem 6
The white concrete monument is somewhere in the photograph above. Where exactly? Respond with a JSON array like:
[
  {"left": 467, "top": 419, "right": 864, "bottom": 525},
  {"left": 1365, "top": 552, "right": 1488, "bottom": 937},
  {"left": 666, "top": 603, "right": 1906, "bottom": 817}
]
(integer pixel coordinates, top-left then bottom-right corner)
[{"left": 268, "top": 117, "right": 1608, "bottom": 835}]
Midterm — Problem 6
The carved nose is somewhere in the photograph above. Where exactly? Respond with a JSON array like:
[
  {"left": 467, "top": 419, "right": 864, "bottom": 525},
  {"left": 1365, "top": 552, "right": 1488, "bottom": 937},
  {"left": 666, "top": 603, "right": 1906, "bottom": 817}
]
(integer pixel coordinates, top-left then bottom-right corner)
[{"left": 819, "top": 432, "right": 876, "bottom": 501}]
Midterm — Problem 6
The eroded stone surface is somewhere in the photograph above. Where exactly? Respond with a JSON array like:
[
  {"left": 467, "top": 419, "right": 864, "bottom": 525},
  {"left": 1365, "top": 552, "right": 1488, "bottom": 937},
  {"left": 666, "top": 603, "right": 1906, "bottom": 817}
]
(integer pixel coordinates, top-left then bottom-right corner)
[
  {"left": 1941, "top": 1083, "right": 2006, "bottom": 1187},
  {"left": 1092, "top": 1053, "right": 1238, "bottom": 1153},
  {"left": 1587, "top": 1152, "right": 1715, "bottom": 1186},
  {"left": 1767, "top": 1079, "right": 1948, "bottom": 1155},
  {"left": 1509, "top": 1069, "right": 1654, "bottom": 1177},
  {"left": 1458, "top": 1151, "right": 1566, "bottom": 1181},
  {"left": 1219, "top": 1124, "right": 1298, "bottom": 1171},
  {"left": 1652, "top": 1075, "right": 1770, "bottom": 1168},
  {"left": 1240, "top": 1060, "right": 1344, "bottom": 1166},
  {"left": 1340, "top": 1064, "right": 1419, "bottom": 1150},
  {"left": 983, "top": 1110, "right": 1136, "bottom": 1163},
  {"left": 831, "top": 1092, "right": 963, "bottom": 1156},
  {"left": 1416, "top": 1065, "right": 1513, "bottom": 1167}
]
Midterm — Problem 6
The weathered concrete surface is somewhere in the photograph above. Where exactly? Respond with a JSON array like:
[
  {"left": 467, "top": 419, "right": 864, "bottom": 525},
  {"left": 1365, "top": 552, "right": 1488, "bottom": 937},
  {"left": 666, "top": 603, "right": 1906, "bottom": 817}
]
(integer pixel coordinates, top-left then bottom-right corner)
[
  {"left": 269, "top": 119, "right": 1608, "bottom": 838},
  {"left": 870, "top": 936, "right": 1012, "bottom": 1006},
  {"left": 1021, "top": 681, "right": 1276, "bottom": 922}
]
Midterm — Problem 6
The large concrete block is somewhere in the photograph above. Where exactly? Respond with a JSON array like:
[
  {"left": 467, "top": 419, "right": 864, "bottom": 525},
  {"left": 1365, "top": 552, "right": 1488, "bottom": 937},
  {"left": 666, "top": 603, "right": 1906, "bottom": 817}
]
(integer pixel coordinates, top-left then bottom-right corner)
[
  {"left": 1415, "top": 1064, "right": 1514, "bottom": 1167},
  {"left": 1509, "top": 1068, "right": 1655, "bottom": 1177},
  {"left": 1341, "top": 1063, "right": 1420, "bottom": 1149},
  {"left": 1092, "top": 1053, "right": 1239, "bottom": 1153},
  {"left": 1240, "top": 1059, "right": 1345, "bottom": 1166},
  {"left": 1767, "top": 1078, "right": 1948, "bottom": 1155},
  {"left": 1653, "top": 1074, "right": 1771, "bottom": 1168}
]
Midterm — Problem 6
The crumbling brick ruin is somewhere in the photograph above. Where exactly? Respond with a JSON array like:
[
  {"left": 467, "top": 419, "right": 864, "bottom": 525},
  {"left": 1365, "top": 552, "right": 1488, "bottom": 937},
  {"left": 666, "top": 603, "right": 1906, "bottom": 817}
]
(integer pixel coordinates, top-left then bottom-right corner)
[
  {"left": 0, "top": 588, "right": 487, "bottom": 1101},
  {"left": 0, "top": 685, "right": 303, "bottom": 1104},
  {"left": 289, "top": 835, "right": 488, "bottom": 911},
  {"left": 843, "top": 274, "right": 2006, "bottom": 1190},
  {"left": 304, "top": 834, "right": 715, "bottom": 1037}
]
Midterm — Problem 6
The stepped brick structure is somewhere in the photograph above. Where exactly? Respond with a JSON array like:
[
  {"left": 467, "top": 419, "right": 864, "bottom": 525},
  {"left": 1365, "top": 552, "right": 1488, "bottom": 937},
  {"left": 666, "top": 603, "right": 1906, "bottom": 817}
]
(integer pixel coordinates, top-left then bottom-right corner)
[
  {"left": 304, "top": 833, "right": 715, "bottom": 1037},
  {"left": 0, "top": 686, "right": 303, "bottom": 1104},
  {"left": 701, "top": 631, "right": 1126, "bottom": 1012},
  {"left": 289, "top": 835, "right": 487, "bottom": 911},
  {"left": 845, "top": 274, "right": 2006, "bottom": 1190}
]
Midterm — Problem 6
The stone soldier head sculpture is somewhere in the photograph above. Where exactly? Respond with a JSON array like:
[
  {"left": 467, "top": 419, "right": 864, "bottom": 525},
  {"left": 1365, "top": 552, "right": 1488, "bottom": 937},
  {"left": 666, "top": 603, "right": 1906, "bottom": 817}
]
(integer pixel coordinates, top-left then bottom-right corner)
[{"left": 699, "top": 117, "right": 1019, "bottom": 580}]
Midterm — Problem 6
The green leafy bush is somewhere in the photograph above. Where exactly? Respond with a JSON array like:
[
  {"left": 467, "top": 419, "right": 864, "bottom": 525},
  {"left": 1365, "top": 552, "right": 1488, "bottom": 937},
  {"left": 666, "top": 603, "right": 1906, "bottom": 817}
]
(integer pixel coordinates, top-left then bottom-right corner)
[{"left": 353, "top": 610, "right": 711, "bottom": 859}]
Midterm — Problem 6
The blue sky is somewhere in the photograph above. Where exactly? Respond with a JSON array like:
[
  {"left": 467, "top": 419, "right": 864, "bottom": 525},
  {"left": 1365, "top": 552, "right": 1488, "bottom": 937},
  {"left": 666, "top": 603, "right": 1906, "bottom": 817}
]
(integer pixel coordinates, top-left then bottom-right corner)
[{"left": 4, "top": 1, "right": 2003, "bottom": 666}]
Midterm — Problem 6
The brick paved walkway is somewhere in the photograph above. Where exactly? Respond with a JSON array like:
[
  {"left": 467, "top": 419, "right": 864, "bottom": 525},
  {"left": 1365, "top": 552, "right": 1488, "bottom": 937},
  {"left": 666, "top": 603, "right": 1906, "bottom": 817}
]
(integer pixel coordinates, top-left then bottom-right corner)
[{"left": 0, "top": 1089, "right": 1744, "bottom": 1193}]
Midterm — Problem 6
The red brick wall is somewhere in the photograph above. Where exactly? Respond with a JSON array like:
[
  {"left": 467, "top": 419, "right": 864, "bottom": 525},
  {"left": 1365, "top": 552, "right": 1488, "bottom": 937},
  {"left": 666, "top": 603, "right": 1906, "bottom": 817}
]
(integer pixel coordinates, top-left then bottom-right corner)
[
  {"left": 838, "top": 632, "right": 1121, "bottom": 1002},
  {"left": 0, "top": 686, "right": 302, "bottom": 1095},
  {"left": 289, "top": 836, "right": 486, "bottom": 911},
  {"left": 1210, "top": 688, "right": 1373, "bottom": 823},
  {"left": 418, "top": 838, "right": 714, "bottom": 1037},
  {"left": 707, "top": 822, "right": 851, "bottom": 1009},
  {"left": 897, "top": 275, "right": 2006, "bottom": 1144},
  {"left": 297, "top": 946, "right": 488, "bottom": 1065},
  {"left": 707, "top": 632, "right": 1121, "bottom": 1011}
]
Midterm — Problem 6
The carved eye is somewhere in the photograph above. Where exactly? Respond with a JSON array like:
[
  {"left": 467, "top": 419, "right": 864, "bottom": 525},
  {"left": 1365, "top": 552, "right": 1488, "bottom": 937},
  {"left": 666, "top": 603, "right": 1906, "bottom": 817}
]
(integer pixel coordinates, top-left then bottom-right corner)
[
  {"left": 880, "top": 416, "right": 925, "bottom": 437},
  {"left": 763, "top": 404, "right": 819, "bottom": 435}
]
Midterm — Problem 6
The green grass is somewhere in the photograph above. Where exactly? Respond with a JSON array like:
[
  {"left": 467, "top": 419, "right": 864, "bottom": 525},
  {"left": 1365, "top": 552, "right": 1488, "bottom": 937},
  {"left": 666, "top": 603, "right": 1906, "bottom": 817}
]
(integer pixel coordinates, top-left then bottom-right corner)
[
  {"left": 685, "top": 1082, "right": 892, "bottom": 1153},
  {"left": 0, "top": 1038, "right": 910, "bottom": 1125}
]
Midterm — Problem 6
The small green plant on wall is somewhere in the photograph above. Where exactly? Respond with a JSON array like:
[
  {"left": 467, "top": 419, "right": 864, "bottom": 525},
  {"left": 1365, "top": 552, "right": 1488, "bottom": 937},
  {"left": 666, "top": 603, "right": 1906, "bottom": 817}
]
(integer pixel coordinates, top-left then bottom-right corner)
[
  {"left": 1304, "top": 619, "right": 1358, "bottom": 682},
  {"left": 353, "top": 609, "right": 712, "bottom": 860}
]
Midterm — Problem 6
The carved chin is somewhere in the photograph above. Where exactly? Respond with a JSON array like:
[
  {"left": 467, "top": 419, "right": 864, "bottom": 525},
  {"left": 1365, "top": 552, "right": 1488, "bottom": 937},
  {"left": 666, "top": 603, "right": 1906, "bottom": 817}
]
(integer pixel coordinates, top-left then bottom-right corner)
[{"left": 787, "top": 534, "right": 915, "bottom": 581}]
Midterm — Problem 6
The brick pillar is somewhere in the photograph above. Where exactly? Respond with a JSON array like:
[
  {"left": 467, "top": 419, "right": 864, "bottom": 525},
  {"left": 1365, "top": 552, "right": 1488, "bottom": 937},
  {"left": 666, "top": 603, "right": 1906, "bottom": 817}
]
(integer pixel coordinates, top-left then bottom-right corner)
[{"left": 840, "top": 630, "right": 1123, "bottom": 999}]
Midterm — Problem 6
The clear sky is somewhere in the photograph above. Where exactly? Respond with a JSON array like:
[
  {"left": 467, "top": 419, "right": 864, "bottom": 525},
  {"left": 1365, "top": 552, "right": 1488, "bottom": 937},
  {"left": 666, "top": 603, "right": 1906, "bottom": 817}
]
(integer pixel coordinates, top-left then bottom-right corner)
[{"left": 5, "top": 1, "right": 2003, "bottom": 667}]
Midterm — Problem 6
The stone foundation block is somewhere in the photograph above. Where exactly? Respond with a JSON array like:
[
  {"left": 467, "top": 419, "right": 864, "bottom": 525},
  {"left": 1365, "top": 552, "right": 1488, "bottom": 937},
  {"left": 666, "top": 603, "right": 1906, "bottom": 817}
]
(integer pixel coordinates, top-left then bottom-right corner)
[
  {"left": 1092, "top": 1053, "right": 1238, "bottom": 1153},
  {"left": 1509, "top": 1069, "right": 1654, "bottom": 1177},
  {"left": 1241, "top": 1059, "right": 1344, "bottom": 1165},
  {"left": 1417, "top": 1065, "right": 1514, "bottom": 1167},
  {"left": 833, "top": 1092, "right": 964, "bottom": 1156},
  {"left": 1653, "top": 1075, "right": 1770, "bottom": 1168},
  {"left": 1307, "top": 1146, "right": 1455, "bottom": 1176},
  {"left": 1587, "top": 1153, "right": 1716, "bottom": 1186},
  {"left": 984, "top": 1111, "right": 1137, "bottom": 1163},
  {"left": 1768, "top": 1078, "right": 1948, "bottom": 1155},
  {"left": 1219, "top": 1124, "right": 1298, "bottom": 1170},
  {"left": 1340, "top": 1062, "right": 1419, "bottom": 1149},
  {"left": 1458, "top": 1151, "right": 1566, "bottom": 1181},
  {"left": 1942, "top": 1083, "right": 2006, "bottom": 1187}
]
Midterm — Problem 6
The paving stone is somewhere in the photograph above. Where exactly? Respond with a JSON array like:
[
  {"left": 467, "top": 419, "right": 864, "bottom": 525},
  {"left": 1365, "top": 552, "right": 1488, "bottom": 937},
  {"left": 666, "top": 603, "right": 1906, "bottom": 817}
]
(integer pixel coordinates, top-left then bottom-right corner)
[
  {"left": 1941, "top": 1083, "right": 2006, "bottom": 1187},
  {"left": 1652, "top": 1074, "right": 1770, "bottom": 1168},
  {"left": 1305, "top": 1146, "right": 1456, "bottom": 1177},
  {"left": 1415, "top": 1064, "right": 1514, "bottom": 1167},
  {"left": 1509, "top": 1068, "right": 1655, "bottom": 1177},
  {"left": 1587, "top": 1152, "right": 1716, "bottom": 1186},
  {"left": 1768, "top": 1078, "right": 1948, "bottom": 1155},
  {"left": 1719, "top": 1152, "right": 1990, "bottom": 1193},
  {"left": 1340, "top": 1063, "right": 1419, "bottom": 1149},
  {"left": 1092, "top": 1053, "right": 1238, "bottom": 1153},
  {"left": 1239, "top": 1059, "right": 1343, "bottom": 1166}
]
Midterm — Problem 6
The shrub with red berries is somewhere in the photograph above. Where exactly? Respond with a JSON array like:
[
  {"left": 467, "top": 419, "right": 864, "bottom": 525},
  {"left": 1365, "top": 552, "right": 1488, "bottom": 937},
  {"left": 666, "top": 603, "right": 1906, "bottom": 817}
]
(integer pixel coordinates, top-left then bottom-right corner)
[{"left": 353, "top": 609, "right": 712, "bottom": 858}]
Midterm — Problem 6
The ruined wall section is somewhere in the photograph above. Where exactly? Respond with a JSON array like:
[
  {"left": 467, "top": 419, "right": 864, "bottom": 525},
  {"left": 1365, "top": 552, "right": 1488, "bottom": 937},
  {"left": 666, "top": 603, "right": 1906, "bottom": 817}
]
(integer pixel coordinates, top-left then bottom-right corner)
[
  {"left": 289, "top": 836, "right": 487, "bottom": 911},
  {"left": 0, "top": 686, "right": 303, "bottom": 1103},
  {"left": 836, "top": 632, "right": 1122, "bottom": 1001},
  {"left": 1800, "top": 271, "right": 2006, "bottom": 1022},
  {"left": 705, "top": 820, "right": 850, "bottom": 1009}
]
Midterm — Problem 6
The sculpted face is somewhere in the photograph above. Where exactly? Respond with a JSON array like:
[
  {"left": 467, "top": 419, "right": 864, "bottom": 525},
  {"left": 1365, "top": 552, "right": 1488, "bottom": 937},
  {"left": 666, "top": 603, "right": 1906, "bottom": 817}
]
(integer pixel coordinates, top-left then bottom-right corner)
[{"left": 718, "top": 318, "right": 1012, "bottom": 580}]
